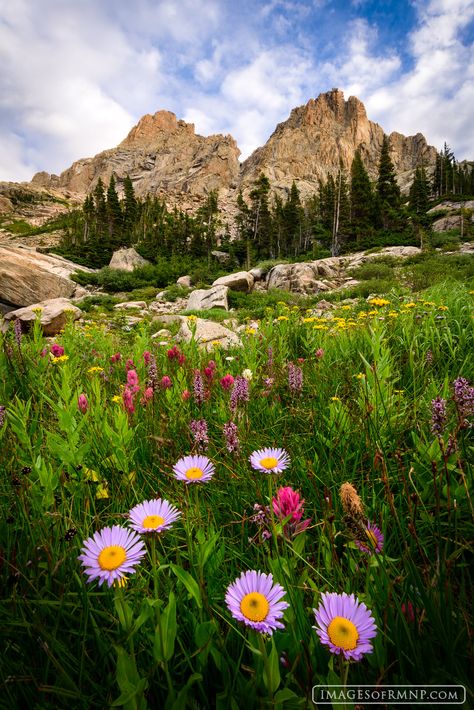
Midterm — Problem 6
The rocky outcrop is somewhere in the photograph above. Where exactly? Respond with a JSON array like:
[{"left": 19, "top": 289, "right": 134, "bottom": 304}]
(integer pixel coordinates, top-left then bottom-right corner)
[
  {"left": 212, "top": 271, "right": 254, "bottom": 293},
  {"left": 265, "top": 246, "right": 421, "bottom": 294},
  {"left": 2, "top": 297, "right": 82, "bottom": 336},
  {"left": 240, "top": 89, "right": 438, "bottom": 197},
  {"left": 176, "top": 317, "right": 241, "bottom": 351},
  {"left": 32, "top": 110, "right": 241, "bottom": 201},
  {"left": 0, "top": 245, "right": 92, "bottom": 307},
  {"left": 186, "top": 285, "right": 229, "bottom": 311},
  {"left": 109, "top": 248, "right": 150, "bottom": 271},
  {"left": 267, "top": 260, "right": 339, "bottom": 294}
]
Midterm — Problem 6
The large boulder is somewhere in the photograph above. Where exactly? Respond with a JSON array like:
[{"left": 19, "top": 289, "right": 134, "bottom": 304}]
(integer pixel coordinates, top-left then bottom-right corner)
[
  {"left": 2, "top": 298, "right": 82, "bottom": 336},
  {"left": 109, "top": 248, "right": 151, "bottom": 271},
  {"left": 266, "top": 262, "right": 337, "bottom": 294},
  {"left": 212, "top": 271, "right": 254, "bottom": 293},
  {"left": 176, "top": 317, "right": 241, "bottom": 350},
  {"left": 186, "top": 285, "right": 229, "bottom": 311},
  {"left": 0, "top": 245, "right": 93, "bottom": 307},
  {"left": 176, "top": 275, "right": 192, "bottom": 288},
  {"left": 432, "top": 215, "right": 466, "bottom": 232},
  {"left": 0, "top": 196, "right": 13, "bottom": 213}
]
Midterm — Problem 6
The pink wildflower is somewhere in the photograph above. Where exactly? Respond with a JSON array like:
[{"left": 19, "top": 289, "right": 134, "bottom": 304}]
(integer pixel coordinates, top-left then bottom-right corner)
[
  {"left": 127, "top": 370, "right": 139, "bottom": 388},
  {"left": 272, "top": 486, "right": 311, "bottom": 536},
  {"left": 160, "top": 375, "right": 172, "bottom": 389},
  {"left": 51, "top": 344, "right": 64, "bottom": 357},
  {"left": 125, "top": 359, "right": 135, "bottom": 371},
  {"left": 143, "top": 350, "right": 152, "bottom": 366},
  {"left": 110, "top": 352, "right": 122, "bottom": 363},
  {"left": 315, "top": 348, "right": 324, "bottom": 359},
  {"left": 182, "top": 389, "right": 191, "bottom": 401},
  {"left": 78, "top": 394, "right": 89, "bottom": 414},
  {"left": 220, "top": 374, "right": 235, "bottom": 391}
]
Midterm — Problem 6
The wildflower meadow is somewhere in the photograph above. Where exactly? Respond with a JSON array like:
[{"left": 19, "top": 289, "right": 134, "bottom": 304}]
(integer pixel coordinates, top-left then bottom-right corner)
[{"left": 0, "top": 283, "right": 473, "bottom": 708}]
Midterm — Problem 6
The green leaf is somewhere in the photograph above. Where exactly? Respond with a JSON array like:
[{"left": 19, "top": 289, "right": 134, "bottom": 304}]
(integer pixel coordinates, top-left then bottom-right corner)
[
  {"left": 170, "top": 564, "right": 202, "bottom": 609},
  {"left": 161, "top": 591, "right": 177, "bottom": 662}
]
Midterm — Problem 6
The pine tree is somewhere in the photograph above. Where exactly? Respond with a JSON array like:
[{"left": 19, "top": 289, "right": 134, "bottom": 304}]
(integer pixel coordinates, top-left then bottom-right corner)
[
  {"left": 376, "top": 135, "right": 401, "bottom": 228},
  {"left": 249, "top": 174, "right": 273, "bottom": 260},
  {"left": 350, "top": 150, "right": 373, "bottom": 241},
  {"left": 282, "top": 182, "right": 304, "bottom": 257},
  {"left": 106, "top": 175, "right": 122, "bottom": 250},
  {"left": 122, "top": 175, "right": 138, "bottom": 246},
  {"left": 331, "top": 168, "right": 350, "bottom": 256},
  {"left": 409, "top": 167, "right": 430, "bottom": 215}
]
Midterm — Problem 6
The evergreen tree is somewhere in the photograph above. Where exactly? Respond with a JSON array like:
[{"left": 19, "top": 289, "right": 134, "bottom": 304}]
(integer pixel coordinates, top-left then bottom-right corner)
[
  {"left": 331, "top": 168, "right": 350, "bottom": 256},
  {"left": 282, "top": 182, "right": 305, "bottom": 257},
  {"left": 106, "top": 175, "right": 122, "bottom": 249},
  {"left": 350, "top": 150, "right": 373, "bottom": 241},
  {"left": 122, "top": 175, "right": 138, "bottom": 246},
  {"left": 376, "top": 135, "right": 401, "bottom": 228},
  {"left": 409, "top": 167, "right": 430, "bottom": 215},
  {"left": 249, "top": 174, "right": 273, "bottom": 260},
  {"left": 92, "top": 178, "right": 109, "bottom": 262}
]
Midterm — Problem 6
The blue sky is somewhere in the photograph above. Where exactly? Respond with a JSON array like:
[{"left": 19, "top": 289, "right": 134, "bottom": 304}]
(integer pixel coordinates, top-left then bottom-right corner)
[{"left": 0, "top": 0, "right": 473, "bottom": 181}]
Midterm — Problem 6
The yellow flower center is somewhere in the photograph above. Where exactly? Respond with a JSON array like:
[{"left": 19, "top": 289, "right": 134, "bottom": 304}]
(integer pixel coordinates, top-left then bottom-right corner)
[
  {"left": 98, "top": 545, "right": 127, "bottom": 571},
  {"left": 327, "top": 616, "right": 359, "bottom": 650},
  {"left": 240, "top": 592, "right": 270, "bottom": 622},
  {"left": 185, "top": 467, "right": 204, "bottom": 480},
  {"left": 260, "top": 457, "right": 278, "bottom": 470},
  {"left": 142, "top": 515, "right": 165, "bottom": 530}
]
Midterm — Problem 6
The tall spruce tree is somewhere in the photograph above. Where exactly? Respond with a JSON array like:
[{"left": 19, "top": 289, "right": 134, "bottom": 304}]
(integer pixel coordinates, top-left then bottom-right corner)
[
  {"left": 122, "top": 175, "right": 138, "bottom": 246},
  {"left": 106, "top": 175, "right": 122, "bottom": 250},
  {"left": 409, "top": 167, "right": 430, "bottom": 215},
  {"left": 249, "top": 174, "right": 273, "bottom": 260},
  {"left": 376, "top": 135, "right": 401, "bottom": 228},
  {"left": 350, "top": 150, "right": 373, "bottom": 242}
]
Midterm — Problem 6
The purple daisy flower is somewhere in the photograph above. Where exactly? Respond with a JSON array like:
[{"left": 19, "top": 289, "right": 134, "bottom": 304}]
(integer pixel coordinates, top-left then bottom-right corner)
[
  {"left": 173, "top": 454, "right": 215, "bottom": 484},
  {"left": 313, "top": 592, "right": 377, "bottom": 661},
  {"left": 128, "top": 498, "right": 181, "bottom": 534},
  {"left": 225, "top": 570, "right": 289, "bottom": 635},
  {"left": 78, "top": 525, "right": 146, "bottom": 587},
  {"left": 355, "top": 521, "right": 384, "bottom": 554},
  {"left": 249, "top": 447, "right": 290, "bottom": 474}
]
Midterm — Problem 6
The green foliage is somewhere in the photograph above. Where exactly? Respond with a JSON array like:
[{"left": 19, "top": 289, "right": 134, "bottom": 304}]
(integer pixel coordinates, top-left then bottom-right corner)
[
  {"left": 0, "top": 283, "right": 473, "bottom": 706},
  {"left": 402, "top": 253, "right": 474, "bottom": 290}
]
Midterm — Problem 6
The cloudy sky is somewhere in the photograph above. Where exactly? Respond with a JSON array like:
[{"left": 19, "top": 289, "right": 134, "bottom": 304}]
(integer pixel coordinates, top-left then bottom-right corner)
[{"left": 1, "top": 0, "right": 473, "bottom": 181}]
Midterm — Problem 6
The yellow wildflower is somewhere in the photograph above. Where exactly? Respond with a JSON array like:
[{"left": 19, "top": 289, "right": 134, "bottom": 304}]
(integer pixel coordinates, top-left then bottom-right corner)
[
  {"left": 88, "top": 366, "right": 104, "bottom": 374},
  {"left": 277, "top": 315, "right": 289, "bottom": 321},
  {"left": 330, "top": 396, "right": 341, "bottom": 402},
  {"left": 368, "top": 298, "right": 390, "bottom": 307},
  {"left": 111, "top": 395, "right": 122, "bottom": 404},
  {"left": 438, "top": 305, "right": 448, "bottom": 311},
  {"left": 404, "top": 302, "right": 416, "bottom": 308},
  {"left": 246, "top": 328, "right": 256, "bottom": 335},
  {"left": 52, "top": 355, "right": 69, "bottom": 363}
]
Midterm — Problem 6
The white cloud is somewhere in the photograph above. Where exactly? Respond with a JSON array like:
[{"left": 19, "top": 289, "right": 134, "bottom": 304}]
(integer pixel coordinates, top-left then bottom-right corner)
[{"left": 0, "top": 0, "right": 473, "bottom": 183}]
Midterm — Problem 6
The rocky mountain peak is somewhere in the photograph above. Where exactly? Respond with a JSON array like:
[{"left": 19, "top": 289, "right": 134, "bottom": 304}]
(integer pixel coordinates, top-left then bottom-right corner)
[
  {"left": 119, "top": 110, "right": 194, "bottom": 149},
  {"left": 240, "top": 89, "right": 437, "bottom": 197}
]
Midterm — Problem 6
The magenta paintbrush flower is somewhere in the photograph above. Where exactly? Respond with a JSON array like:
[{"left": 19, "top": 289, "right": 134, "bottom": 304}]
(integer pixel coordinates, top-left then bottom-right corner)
[
  {"left": 313, "top": 592, "right": 377, "bottom": 661},
  {"left": 225, "top": 570, "right": 288, "bottom": 635}
]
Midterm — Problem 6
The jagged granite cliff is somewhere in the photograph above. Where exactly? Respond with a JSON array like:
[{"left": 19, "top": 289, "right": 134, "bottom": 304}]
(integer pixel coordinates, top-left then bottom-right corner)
[
  {"left": 240, "top": 89, "right": 437, "bottom": 197},
  {"left": 30, "top": 89, "right": 437, "bottom": 203},
  {"left": 31, "top": 110, "right": 241, "bottom": 201}
]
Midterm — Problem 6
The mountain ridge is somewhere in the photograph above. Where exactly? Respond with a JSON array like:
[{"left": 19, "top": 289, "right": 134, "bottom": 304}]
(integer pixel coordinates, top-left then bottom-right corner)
[{"left": 28, "top": 89, "right": 438, "bottom": 206}]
